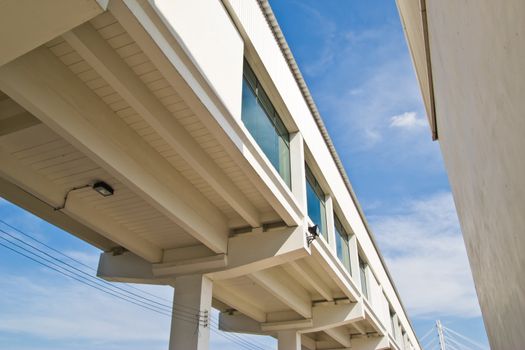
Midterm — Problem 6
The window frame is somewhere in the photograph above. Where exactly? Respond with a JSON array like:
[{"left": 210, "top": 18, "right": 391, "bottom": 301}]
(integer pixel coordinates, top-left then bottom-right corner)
[
  {"left": 305, "top": 163, "right": 327, "bottom": 240},
  {"left": 334, "top": 214, "right": 352, "bottom": 274},
  {"left": 241, "top": 60, "right": 291, "bottom": 187}
]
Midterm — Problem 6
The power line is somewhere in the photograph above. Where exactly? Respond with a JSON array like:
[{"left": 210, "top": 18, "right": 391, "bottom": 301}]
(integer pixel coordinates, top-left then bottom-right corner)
[
  {"left": 0, "top": 218, "right": 174, "bottom": 305},
  {"left": 422, "top": 335, "right": 439, "bottom": 350},
  {"left": 442, "top": 326, "right": 488, "bottom": 350},
  {"left": 444, "top": 333, "right": 472, "bottom": 350},
  {"left": 0, "top": 220, "right": 201, "bottom": 314},
  {"left": 0, "top": 228, "right": 202, "bottom": 320},
  {"left": 0, "top": 240, "right": 265, "bottom": 350},
  {"left": 210, "top": 314, "right": 268, "bottom": 350},
  {"left": 420, "top": 326, "right": 437, "bottom": 343},
  {"left": 0, "top": 220, "right": 270, "bottom": 350}
]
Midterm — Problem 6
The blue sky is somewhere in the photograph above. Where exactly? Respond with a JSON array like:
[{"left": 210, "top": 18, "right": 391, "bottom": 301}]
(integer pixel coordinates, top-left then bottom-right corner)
[{"left": 0, "top": 1, "right": 489, "bottom": 349}]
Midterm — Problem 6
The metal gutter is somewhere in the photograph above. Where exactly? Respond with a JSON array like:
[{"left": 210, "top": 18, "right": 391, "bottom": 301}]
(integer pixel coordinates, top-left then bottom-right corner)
[{"left": 256, "top": 0, "right": 421, "bottom": 345}]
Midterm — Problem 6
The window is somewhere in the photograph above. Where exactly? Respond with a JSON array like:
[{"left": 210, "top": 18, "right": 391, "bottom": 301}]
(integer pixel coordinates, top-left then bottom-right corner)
[
  {"left": 241, "top": 61, "right": 290, "bottom": 187},
  {"left": 334, "top": 215, "right": 351, "bottom": 274},
  {"left": 359, "top": 257, "right": 368, "bottom": 299},
  {"left": 305, "top": 164, "right": 327, "bottom": 240},
  {"left": 390, "top": 309, "right": 396, "bottom": 337}
]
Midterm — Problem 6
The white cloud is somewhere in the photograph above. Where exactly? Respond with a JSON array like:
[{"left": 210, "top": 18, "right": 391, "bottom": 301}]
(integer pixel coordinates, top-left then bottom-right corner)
[
  {"left": 370, "top": 192, "right": 482, "bottom": 318},
  {"left": 389, "top": 112, "right": 427, "bottom": 129}
]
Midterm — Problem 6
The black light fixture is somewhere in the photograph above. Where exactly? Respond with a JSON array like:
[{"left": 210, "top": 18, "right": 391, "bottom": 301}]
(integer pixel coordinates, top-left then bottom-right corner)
[
  {"left": 92, "top": 181, "right": 114, "bottom": 197},
  {"left": 306, "top": 224, "right": 320, "bottom": 246}
]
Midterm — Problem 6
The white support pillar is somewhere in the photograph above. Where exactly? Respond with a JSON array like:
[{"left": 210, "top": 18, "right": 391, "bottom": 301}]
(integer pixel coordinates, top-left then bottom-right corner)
[
  {"left": 349, "top": 235, "right": 361, "bottom": 288},
  {"left": 325, "top": 195, "right": 336, "bottom": 251},
  {"left": 278, "top": 330, "right": 301, "bottom": 350},
  {"left": 290, "top": 132, "right": 307, "bottom": 216},
  {"left": 169, "top": 274, "right": 212, "bottom": 350}
]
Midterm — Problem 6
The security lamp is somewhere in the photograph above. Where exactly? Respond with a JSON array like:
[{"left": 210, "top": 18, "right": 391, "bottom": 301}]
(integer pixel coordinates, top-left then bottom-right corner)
[
  {"left": 92, "top": 181, "right": 114, "bottom": 197},
  {"left": 306, "top": 225, "right": 320, "bottom": 246}
]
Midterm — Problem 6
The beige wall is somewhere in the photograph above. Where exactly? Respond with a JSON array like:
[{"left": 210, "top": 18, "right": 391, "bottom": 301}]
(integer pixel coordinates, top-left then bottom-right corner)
[{"left": 424, "top": 1, "right": 525, "bottom": 349}]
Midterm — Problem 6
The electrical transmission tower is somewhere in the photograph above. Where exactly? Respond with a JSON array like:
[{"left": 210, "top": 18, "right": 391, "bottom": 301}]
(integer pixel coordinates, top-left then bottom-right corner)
[{"left": 419, "top": 320, "right": 489, "bottom": 350}]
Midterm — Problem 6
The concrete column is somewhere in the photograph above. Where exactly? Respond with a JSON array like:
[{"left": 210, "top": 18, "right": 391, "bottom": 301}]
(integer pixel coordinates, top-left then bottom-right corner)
[
  {"left": 278, "top": 330, "right": 301, "bottom": 350},
  {"left": 289, "top": 132, "right": 306, "bottom": 215},
  {"left": 169, "top": 274, "right": 212, "bottom": 350},
  {"left": 349, "top": 235, "right": 361, "bottom": 287},
  {"left": 325, "top": 195, "right": 336, "bottom": 251}
]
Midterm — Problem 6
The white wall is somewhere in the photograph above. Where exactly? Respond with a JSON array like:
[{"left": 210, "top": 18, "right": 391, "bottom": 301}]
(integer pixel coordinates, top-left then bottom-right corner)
[
  {"left": 224, "top": 0, "right": 418, "bottom": 346},
  {"left": 425, "top": 1, "right": 525, "bottom": 349},
  {"left": 150, "top": 0, "right": 244, "bottom": 120}
]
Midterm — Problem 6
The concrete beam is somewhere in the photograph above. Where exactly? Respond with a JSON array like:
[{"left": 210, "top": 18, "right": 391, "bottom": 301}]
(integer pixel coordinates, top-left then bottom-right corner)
[
  {"left": 0, "top": 46, "right": 229, "bottom": 253},
  {"left": 0, "top": 176, "right": 113, "bottom": 251},
  {"left": 311, "top": 240, "right": 360, "bottom": 301},
  {"left": 63, "top": 22, "right": 261, "bottom": 228},
  {"left": 218, "top": 313, "right": 266, "bottom": 335},
  {"left": 261, "top": 319, "right": 313, "bottom": 332},
  {"left": 213, "top": 282, "right": 266, "bottom": 323},
  {"left": 0, "top": 112, "right": 41, "bottom": 137},
  {"left": 0, "top": 0, "right": 105, "bottom": 67},
  {"left": 325, "top": 327, "right": 351, "bottom": 349},
  {"left": 286, "top": 259, "right": 333, "bottom": 301},
  {"left": 300, "top": 302, "right": 364, "bottom": 334},
  {"left": 0, "top": 148, "right": 161, "bottom": 261},
  {"left": 351, "top": 336, "right": 390, "bottom": 350},
  {"left": 109, "top": 0, "right": 303, "bottom": 226},
  {"left": 153, "top": 253, "right": 227, "bottom": 277},
  {"left": 210, "top": 226, "right": 309, "bottom": 280},
  {"left": 250, "top": 267, "right": 312, "bottom": 319}
]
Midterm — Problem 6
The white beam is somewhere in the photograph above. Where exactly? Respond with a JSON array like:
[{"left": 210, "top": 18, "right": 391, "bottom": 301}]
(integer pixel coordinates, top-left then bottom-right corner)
[
  {"left": 261, "top": 319, "right": 313, "bottom": 332},
  {"left": 0, "top": 112, "right": 41, "bottom": 137},
  {"left": 311, "top": 240, "right": 360, "bottom": 301},
  {"left": 351, "top": 336, "right": 390, "bottom": 350},
  {"left": 109, "top": 0, "right": 303, "bottom": 226},
  {"left": 301, "top": 302, "right": 364, "bottom": 333},
  {"left": 213, "top": 282, "right": 266, "bottom": 323},
  {"left": 0, "top": 0, "right": 105, "bottom": 67},
  {"left": 325, "top": 327, "right": 351, "bottom": 349},
  {"left": 301, "top": 335, "right": 317, "bottom": 350},
  {"left": 218, "top": 313, "right": 266, "bottom": 335},
  {"left": 287, "top": 259, "right": 333, "bottom": 302},
  {"left": 63, "top": 22, "right": 261, "bottom": 228},
  {"left": 210, "top": 226, "right": 309, "bottom": 280},
  {"left": 153, "top": 253, "right": 227, "bottom": 277},
  {"left": 0, "top": 148, "right": 162, "bottom": 261},
  {"left": 353, "top": 321, "right": 367, "bottom": 335},
  {"left": 97, "top": 251, "right": 167, "bottom": 284},
  {"left": 0, "top": 47, "right": 229, "bottom": 253},
  {"left": 250, "top": 267, "right": 312, "bottom": 318}
]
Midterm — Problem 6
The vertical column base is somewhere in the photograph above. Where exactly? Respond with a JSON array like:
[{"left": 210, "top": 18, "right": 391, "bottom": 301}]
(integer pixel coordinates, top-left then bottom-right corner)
[
  {"left": 169, "top": 274, "right": 212, "bottom": 350},
  {"left": 278, "top": 330, "right": 301, "bottom": 350}
]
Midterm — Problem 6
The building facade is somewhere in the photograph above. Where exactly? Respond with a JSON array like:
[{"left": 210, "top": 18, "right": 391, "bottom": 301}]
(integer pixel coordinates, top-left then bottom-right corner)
[
  {"left": 0, "top": 1, "right": 420, "bottom": 349},
  {"left": 397, "top": 1, "right": 525, "bottom": 349}
]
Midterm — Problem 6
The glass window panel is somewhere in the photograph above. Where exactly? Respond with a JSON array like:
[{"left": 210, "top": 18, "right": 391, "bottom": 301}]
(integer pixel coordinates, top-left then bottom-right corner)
[
  {"left": 306, "top": 165, "right": 327, "bottom": 240},
  {"left": 241, "top": 62, "right": 291, "bottom": 187},
  {"left": 335, "top": 216, "right": 351, "bottom": 274},
  {"left": 359, "top": 257, "right": 368, "bottom": 299}
]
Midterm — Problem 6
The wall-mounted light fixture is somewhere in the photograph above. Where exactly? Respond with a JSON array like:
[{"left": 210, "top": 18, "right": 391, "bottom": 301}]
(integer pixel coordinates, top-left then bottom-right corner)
[
  {"left": 92, "top": 181, "right": 114, "bottom": 197},
  {"left": 306, "top": 225, "right": 320, "bottom": 246},
  {"left": 54, "top": 180, "right": 114, "bottom": 211}
]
